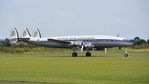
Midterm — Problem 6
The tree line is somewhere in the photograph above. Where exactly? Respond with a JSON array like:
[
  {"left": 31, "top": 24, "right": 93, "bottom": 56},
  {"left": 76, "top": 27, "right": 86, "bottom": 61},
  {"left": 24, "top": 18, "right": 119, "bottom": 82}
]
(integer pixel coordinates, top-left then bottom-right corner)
[
  {"left": 0, "top": 37, "right": 149, "bottom": 48},
  {"left": 134, "top": 37, "right": 149, "bottom": 45},
  {"left": 132, "top": 37, "right": 149, "bottom": 49}
]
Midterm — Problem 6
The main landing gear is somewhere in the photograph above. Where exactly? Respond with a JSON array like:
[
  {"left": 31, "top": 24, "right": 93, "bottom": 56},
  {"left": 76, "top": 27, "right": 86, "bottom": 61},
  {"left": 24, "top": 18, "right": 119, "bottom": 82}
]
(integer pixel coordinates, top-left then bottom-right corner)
[
  {"left": 72, "top": 51, "right": 92, "bottom": 57},
  {"left": 85, "top": 51, "right": 91, "bottom": 57},
  {"left": 72, "top": 52, "right": 78, "bottom": 57},
  {"left": 71, "top": 47, "right": 92, "bottom": 57}
]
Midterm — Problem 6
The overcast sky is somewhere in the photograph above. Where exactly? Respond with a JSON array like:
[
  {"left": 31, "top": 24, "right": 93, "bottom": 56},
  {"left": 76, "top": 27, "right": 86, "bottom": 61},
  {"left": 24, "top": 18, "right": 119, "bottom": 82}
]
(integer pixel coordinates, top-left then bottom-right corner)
[{"left": 0, "top": 0, "right": 149, "bottom": 39}]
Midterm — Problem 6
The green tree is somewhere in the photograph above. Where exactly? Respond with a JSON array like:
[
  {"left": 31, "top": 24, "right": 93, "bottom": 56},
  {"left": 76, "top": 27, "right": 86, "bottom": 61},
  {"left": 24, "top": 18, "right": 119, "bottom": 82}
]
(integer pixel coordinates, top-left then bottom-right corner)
[
  {"left": 134, "top": 37, "right": 141, "bottom": 45},
  {"left": 147, "top": 39, "right": 149, "bottom": 43},
  {"left": 134, "top": 37, "right": 140, "bottom": 42},
  {"left": 139, "top": 39, "right": 146, "bottom": 44},
  {"left": 134, "top": 37, "right": 146, "bottom": 45},
  {"left": 3, "top": 38, "right": 11, "bottom": 47}
]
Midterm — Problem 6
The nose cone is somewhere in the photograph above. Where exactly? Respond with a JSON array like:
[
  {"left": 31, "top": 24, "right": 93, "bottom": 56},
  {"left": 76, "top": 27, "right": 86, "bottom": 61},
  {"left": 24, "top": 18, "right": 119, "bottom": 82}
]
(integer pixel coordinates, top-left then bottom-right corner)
[{"left": 122, "top": 39, "right": 135, "bottom": 47}]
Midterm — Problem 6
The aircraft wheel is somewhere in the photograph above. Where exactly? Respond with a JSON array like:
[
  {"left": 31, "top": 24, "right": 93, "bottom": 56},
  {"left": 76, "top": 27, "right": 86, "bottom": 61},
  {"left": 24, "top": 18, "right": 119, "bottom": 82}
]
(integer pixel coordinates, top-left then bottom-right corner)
[
  {"left": 124, "top": 53, "right": 128, "bottom": 57},
  {"left": 86, "top": 52, "right": 91, "bottom": 57},
  {"left": 72, "top": 52, "right": 78, "bottom": 57}
]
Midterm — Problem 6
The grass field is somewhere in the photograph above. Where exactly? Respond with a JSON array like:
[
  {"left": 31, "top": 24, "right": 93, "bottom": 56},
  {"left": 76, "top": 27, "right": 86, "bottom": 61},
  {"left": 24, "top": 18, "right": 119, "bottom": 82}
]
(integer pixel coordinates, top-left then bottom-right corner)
[{"left": 0, "top": 48, "right": 149, "bottom": 84}]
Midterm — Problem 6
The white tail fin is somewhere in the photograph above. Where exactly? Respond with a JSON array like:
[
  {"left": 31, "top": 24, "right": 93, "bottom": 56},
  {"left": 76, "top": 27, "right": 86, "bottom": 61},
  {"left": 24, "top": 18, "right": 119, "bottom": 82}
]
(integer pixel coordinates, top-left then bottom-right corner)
[
  {"left": 10, "top": 28, "right": 19, "bottom": 44},
  {"left": 21, "top": 28, "right": 31, "bottom": 38},
  {"left": 32, "top": 28, "right": 41, "bottom": 38}
]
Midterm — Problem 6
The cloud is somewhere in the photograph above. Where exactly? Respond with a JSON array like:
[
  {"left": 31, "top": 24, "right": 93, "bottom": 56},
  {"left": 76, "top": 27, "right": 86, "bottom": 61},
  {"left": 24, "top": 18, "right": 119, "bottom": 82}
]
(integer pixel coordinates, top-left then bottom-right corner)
[
  {"left": 113, "top": 17, "right": 133, "bottom": 24},
  {"left": 2, "top": 15, "right": 15, "bottom": 21},
  {"left": 37, "top": 17, "right": 51, "bottom": 23},
  {"left": 56, "top": 9, "right": 77, "bottom": 17},
  {"left": 13, "top": 0, "right": 27, "bottom": 3}
]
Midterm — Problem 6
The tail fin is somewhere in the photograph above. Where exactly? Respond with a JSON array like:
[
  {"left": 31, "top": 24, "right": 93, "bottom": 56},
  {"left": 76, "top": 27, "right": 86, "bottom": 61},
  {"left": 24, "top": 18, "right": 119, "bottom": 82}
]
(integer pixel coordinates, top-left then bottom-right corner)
[
  {"left": 21, "top": 28, "right": 31, "bottom": 38},
  {"left": 10, "top": 28, "right": 19, "bottom": 44},
  {"left": 32, "top": 28, "right": 41, "bottom": 38}
]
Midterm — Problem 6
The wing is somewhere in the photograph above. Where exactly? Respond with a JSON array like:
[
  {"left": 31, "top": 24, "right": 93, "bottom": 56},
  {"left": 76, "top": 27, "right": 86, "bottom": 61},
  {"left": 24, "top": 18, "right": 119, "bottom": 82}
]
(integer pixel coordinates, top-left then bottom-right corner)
[{"left": 48, "top": 39, "right": 71, "bottom": 45}]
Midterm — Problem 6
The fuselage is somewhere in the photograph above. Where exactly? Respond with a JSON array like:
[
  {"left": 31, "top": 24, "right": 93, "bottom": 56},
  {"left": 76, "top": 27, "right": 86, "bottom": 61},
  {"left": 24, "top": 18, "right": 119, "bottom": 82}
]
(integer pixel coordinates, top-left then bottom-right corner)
[{"left": 28, "top": 35, "right": 134, "bottom": 48}]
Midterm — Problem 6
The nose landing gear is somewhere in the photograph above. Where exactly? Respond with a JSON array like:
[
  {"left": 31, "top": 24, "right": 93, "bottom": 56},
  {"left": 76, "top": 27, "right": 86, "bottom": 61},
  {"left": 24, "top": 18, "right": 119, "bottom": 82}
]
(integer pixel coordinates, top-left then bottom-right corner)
[{"left": 124, "top": 48, "right": 128, "bottom": 57}]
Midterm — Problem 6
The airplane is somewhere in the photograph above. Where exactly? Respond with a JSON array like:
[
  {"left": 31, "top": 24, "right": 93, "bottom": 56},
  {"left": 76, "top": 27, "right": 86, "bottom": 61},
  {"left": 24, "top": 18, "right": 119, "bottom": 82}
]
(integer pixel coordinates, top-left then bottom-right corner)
[{"left": 10, "top": 28, "right": 134, "bottom": 57}]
